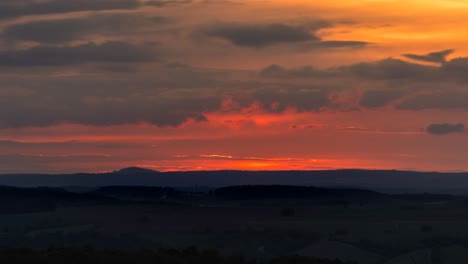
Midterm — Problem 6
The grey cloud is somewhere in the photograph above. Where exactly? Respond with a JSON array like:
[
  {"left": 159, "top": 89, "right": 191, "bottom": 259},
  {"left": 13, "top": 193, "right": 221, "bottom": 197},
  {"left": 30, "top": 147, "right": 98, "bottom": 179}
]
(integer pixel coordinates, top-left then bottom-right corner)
[
  {"left": 396, "top": 92, "right": 468, "bottom": 110},
  {"left": 0, "top": 91, "right": 216, "bottom": 128},
  {"left": 0, "top": 64, "right": 225, "bottom": 128},
  {"left": 403, "top": 49, "right": 454, "bottom": 64},
  {"left": 262, "top": 58, "right": 437, "bottom": 81},
  {"left": 202, "top": 22, "right": 369, "bottom": 49},
  {"left": 250, "top": 88, "right": 330, "bottom": 112},
  {"left": 347, "top": 58, "right": 437, "bottom": 80},
  {"left": 304, "top": 40, "right": 370, "bottom": 50},
  {"left": 359, "top": 90, "right": 405, "bottom": 108},
  {"left": 285, "top": 56, "right": 468, "bottom": 110},
  {"left": 203, "top": 23, "right": 320, "bottom": 48},
  {"left": 306, "top": 53, "right": 468, "bottom": 83},
  {"left": 0, "top": 41, "right": 157, "bottom": 67},
  {"left": 259, "top": 53, "right": 468, "bottom": 111},
  {"left": 260, "top": 64, "right": 336, "bottom": 78},
  {"left": 426, "top": 123, "right": 465, "bottom": 135},
  {"left": 0, "top": 62, "right": 337, "bottom": 128},
  {"left": 319, "top": 40, "right": 369, "bottom": 47},
  {"left": 4, "top": 44, "right": 468, "bottom": 130},
  {"left": 3, "top": 13, "right": 169, "bottom": 44},
  {"left": 441, "top": 57, "right": 468, "bottom": 82},
  {"left": 0, "top": 0, "right": 141, "bottom": 20},
  {"left": 145, "top": 0, "right": 193, "bottom": 6}
]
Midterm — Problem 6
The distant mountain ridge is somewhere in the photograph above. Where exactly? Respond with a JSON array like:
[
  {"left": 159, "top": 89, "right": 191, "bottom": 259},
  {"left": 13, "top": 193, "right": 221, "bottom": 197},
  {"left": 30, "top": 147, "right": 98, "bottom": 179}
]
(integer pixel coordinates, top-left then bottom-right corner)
[
  {"left": 115, "top": 167, "right": 161, "bottom": 174},
  {"left": 2, "top": 167, "right": 468, "bottom": 194}
]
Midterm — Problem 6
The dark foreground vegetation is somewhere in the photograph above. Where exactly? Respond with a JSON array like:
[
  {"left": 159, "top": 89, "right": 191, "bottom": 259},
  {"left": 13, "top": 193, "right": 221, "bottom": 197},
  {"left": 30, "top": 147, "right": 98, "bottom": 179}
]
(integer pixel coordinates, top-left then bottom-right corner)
[
  {"left": 0, "top": 185, "right": 403, "bottom": 214},
  {"left": 0, "top": 247, "right": 354, "bottom": 264},
  {"left": 0, "top": 184, "right": 467, "bottom": 263}
]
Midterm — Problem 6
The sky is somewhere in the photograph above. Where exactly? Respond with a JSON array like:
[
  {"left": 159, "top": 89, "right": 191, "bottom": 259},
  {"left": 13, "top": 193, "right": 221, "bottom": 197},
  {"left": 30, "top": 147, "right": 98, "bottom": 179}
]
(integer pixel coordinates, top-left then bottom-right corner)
[{"left": 1, "top": 0, "right": 468, "bottom": 173}]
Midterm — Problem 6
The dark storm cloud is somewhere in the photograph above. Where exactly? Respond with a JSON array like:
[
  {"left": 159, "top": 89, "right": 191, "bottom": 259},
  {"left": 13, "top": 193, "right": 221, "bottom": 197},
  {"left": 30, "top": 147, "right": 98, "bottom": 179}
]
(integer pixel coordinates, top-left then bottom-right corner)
[
  {"left": 426, "top": 123, "right": 465, "bottom": 135},
  {"left": 203, "top": 23, "right": 321, "bottom": 47},
  {"left": 3, "top": 13, "right": 169, "bottom": 43},
  {"left": 0, "top": 0, "right": 141, "bottom": 20},
  {"left": 403, "top": 49, "right": 454, "bottom": 64},
  {"left": 0, "top": 41, "right": 157, "bottom": 66}
]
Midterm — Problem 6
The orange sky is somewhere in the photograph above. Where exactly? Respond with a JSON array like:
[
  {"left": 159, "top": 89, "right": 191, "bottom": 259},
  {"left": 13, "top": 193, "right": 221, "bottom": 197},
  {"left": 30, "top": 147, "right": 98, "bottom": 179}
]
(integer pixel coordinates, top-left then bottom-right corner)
[
  {"left": 0, "top": 0, "right": 468, "bottom": 173},
  {"left": 158, "top": 0, "right": 468, "bottom": 68}
]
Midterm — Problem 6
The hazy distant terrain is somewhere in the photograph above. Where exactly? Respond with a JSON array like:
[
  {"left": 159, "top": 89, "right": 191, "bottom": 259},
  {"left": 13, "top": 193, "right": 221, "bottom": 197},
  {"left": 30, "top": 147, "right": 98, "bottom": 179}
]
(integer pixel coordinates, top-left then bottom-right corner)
[{"left": 2, "top": 167, "right": 468, "bottom": 194}]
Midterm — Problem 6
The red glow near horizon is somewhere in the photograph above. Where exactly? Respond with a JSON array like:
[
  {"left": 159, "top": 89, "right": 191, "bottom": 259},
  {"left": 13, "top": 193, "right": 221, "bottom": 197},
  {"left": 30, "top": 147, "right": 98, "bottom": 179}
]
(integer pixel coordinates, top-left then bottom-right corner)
[{"left": 1, "top": 101, "right": 467, "bottom": 174}]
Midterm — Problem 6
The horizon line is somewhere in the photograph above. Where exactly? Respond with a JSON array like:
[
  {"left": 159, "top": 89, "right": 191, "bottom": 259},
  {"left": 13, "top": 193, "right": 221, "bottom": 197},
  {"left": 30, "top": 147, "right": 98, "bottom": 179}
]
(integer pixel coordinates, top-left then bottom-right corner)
[{"left": 2, "top": 166, "right": 468, "bottom": 175}]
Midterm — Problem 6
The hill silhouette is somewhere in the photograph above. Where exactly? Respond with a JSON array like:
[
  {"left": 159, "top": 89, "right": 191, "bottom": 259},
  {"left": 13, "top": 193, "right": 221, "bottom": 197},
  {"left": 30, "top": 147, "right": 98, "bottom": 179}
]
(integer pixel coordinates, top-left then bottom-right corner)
[
  {"left": 115, "top": 167, "right": 161, "bottom": 175},
  {"left": 1, "top": 168, "right": 468, "bottom": 194}
]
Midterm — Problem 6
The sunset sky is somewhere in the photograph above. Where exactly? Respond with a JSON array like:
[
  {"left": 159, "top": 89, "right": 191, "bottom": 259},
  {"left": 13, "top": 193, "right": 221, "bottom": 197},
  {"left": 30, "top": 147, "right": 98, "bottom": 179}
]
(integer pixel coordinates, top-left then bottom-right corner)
[{"left": 1, "top": 0, "right": 468, "bottom": 173}]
